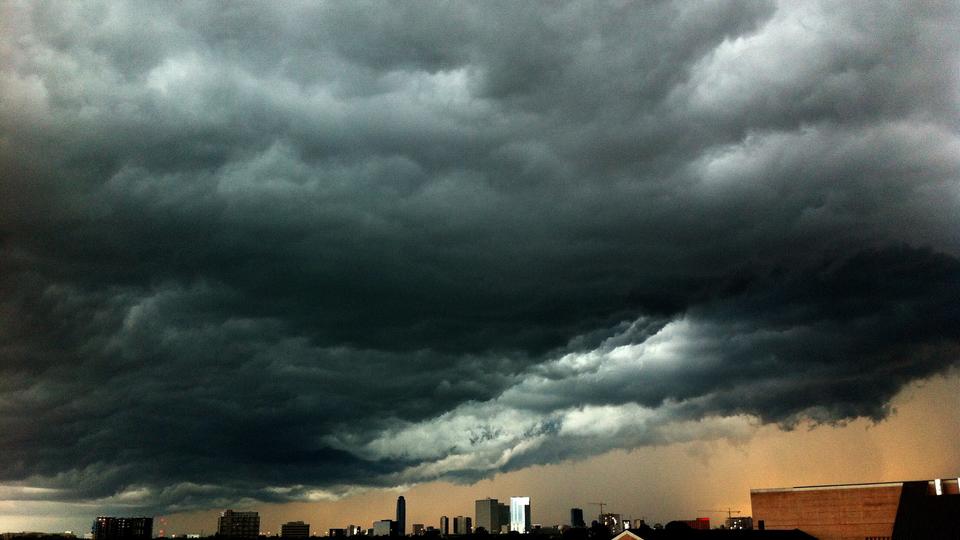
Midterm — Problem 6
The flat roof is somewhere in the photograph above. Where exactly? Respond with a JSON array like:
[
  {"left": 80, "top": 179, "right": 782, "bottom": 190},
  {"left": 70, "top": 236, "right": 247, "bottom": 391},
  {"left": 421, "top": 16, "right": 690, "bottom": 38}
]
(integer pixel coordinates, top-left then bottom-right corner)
[{"left": 751, "top": 478, "right": 959, "bottom": 494}]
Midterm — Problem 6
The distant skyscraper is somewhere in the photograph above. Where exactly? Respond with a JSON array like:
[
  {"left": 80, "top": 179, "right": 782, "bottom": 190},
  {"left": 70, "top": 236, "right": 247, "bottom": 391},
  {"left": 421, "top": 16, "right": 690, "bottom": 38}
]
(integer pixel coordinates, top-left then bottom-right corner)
[
  {"left": 509, "top": 497, "right": 531, "bottom": 533},
  {"left": 454, "top": 517, "right": 473, "bottom": 535},
  {"left": 397, "top": 496, "right": 407, "bottom": 536},
  {"left": 92, "top": 517, "right": 153, "bottom": 540},
  {"left": 218, "top": 511, "right": 260, "bottom": 538},
  {"left": 570, "top": 508, "right": 585, "bottom": 528},
  {"left": 439, "top": 516, "right": 449, "bottom": 536},
  {"left": 497, "top": 504, "right": 510, "bottom": 533},
  {"left": 281, "top": 522, "right": 310, "bottom": 538},
  {"left": 475, "top": 498, "right": 501, "bottom": 534}
]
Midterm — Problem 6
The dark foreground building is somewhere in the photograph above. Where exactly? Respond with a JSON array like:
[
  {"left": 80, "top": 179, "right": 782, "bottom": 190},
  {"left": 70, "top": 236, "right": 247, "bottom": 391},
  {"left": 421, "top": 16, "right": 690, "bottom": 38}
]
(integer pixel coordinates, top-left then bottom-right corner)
[
  {"left": 217, "top": 510, "right": 260, "bottom": 538},
  {"left": 91, "top": 517, "right": 152, "bottom": 540},
  {"left": 751, "top": 477, "right": 960, "bottom": 540},
  {"left": 281, "top": 521, "right": 310, "bottom": 538},
  {"left": 613, "top": 529, "right": 814, "bottom": 540}
]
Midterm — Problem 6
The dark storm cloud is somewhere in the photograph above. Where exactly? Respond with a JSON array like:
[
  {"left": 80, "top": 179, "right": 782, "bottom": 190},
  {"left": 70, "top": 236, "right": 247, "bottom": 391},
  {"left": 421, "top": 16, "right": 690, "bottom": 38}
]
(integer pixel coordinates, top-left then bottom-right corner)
[{"left": 1, "top": 0, "right": 959, "bottom": 514}]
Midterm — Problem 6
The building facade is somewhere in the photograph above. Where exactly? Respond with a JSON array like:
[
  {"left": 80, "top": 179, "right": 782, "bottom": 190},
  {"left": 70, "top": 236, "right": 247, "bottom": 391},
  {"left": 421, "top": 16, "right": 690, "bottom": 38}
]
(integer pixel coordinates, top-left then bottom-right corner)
[
  {"left": 411, "top": 524, "right": 425, "bottom": 536},
  {"left": 475, "top": 498, "right": 501, "bottom": 534},
  {"left": 439, "top": 517, "right": 449, "bottom": 536},
  {"left": 452, "top": 517, "right": 471, "bottom": 535},
  {"left": 497, "top": 504, "right": 510, "bottom": 533},
  {"left": 726, "top": 516, "right": 753, "bottom": 530},
  {"left": 92, "top": 517, "right": 153, "bottom": 540},
  {"left": 218, "top": 511, "right": 259, "bottom": 538},
  {"left": 751, "top": 478, "right": 960, "bottom": 540},
  {"left": 281, "top": 522, "right": 310, "bottom": 538},
  {"left": 509, "top": 497, "right": 531, "bottom": 533},
  {"left": 372, "top": 520, "right": 394, "bottom": 537}
]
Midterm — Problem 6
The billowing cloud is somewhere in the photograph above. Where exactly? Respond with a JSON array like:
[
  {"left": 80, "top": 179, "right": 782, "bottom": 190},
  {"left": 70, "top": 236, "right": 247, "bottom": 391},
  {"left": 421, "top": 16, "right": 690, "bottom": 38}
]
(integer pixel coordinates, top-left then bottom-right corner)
[{"left": 1, "top": 0, "right": 959, "bottom": 518}]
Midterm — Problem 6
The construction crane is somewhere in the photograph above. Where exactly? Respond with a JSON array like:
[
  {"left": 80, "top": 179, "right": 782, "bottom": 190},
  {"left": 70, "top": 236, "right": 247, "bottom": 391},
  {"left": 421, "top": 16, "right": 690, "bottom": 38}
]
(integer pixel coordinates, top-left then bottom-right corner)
[
  {"left": 698, "top": 508, "right": 742, "bottom": 520},
  {"left": 589, "top": 502, "right": 608, "bottom": 520}
]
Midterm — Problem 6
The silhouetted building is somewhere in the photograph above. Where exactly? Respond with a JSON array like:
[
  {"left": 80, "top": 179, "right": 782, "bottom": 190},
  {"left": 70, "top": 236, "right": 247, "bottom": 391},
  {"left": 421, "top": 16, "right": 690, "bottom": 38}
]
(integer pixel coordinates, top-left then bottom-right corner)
[
  {"left": 3, "top": 535, "right": 79, "bottom": 540},
  {"left": 347, "top": 526, "right": 363, "bottom": 537},
  {"left": 725, "top": 517, "right": 751, "bottom": 530},
  {"left": 373, "top": 521, "right": 394, "bottom": 537},
  {"left": 217, "top": 511, "right": 259, "bottom": 538},
  {"left": 412, "top": 525, "right": 425, "bottom": 536},
  {"left": 476, "top": 499, "right": 502, "bottom": 534},
  {"left": 570, "top": 508, "right": 585, "bottom": 528},
  {"left": 600, "top": 514, "right": 625, "bottom": 533},
  {"left": 92, "top": 517, "right": 153, "bottom": 540},
  {"left": 439, "top": 517, "right": 449, "bottom": 537},
  {"left": 676, "top": 519, "right": 708, "bottom": 531},
  {"left": 281, "top": 522, "right": 310, "bottom": 539},
  {"left": 510, "top": 497, "right": 531, "bottom": 533},
  {"left": 328, "top": 530, "right": 345, "bottom": 538},
  {"left": 612, "top": 529, "right": 814, "bottom": 539},
  {"left": 751, "top": 477, "right": 960, "bottom": 540},
  {"left": 397, "top": 496, "right": 407, "bottom": 537}
]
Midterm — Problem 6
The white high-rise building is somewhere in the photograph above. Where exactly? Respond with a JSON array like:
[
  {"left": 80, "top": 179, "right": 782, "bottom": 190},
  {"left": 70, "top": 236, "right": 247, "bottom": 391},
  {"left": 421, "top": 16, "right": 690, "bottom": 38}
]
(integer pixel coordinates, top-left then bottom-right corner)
[{"left": 509, "top": 497, "right": 530, "bottom": 533}]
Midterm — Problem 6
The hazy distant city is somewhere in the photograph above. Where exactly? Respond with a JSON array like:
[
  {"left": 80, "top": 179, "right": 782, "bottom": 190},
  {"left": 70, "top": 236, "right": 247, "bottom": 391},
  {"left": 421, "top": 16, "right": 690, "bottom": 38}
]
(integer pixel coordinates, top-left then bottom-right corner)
[{"left": 3, "top": 477, "right": 958, "bottom": 540}]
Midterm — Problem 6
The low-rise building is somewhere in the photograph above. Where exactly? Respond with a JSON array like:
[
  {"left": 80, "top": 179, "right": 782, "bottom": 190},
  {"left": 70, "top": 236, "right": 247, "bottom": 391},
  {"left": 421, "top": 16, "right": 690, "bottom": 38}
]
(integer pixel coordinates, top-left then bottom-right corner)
[
  {"left": 281, "top": 522, "right": 310, "bottom": 539},
  {"left": 751, "top": 477, "right": 960, "bottom": 540},
  {"left": 92, "top": 517, "right": 153, "bottom": 540}
]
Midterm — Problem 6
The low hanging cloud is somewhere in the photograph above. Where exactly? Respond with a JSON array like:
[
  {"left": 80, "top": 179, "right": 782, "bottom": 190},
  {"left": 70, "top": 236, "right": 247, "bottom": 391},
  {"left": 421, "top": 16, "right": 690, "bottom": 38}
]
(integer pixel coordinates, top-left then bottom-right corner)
[{"left": 1, "top": 0, "right": 959, "bottom": 517}]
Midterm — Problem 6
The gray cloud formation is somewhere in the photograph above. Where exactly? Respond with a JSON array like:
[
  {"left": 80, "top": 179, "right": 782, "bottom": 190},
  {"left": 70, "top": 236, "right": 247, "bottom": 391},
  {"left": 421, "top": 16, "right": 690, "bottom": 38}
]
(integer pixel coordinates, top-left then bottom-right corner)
[{"left": 1, "top": 0, "right": 959, "bottom": 516}]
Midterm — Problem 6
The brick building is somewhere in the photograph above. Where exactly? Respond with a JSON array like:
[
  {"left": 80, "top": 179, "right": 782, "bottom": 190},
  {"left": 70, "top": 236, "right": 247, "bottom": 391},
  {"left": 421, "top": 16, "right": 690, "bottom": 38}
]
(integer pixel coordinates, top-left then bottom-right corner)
[{"left": 751, "top": 477, "right": 960, "bottom": 540}]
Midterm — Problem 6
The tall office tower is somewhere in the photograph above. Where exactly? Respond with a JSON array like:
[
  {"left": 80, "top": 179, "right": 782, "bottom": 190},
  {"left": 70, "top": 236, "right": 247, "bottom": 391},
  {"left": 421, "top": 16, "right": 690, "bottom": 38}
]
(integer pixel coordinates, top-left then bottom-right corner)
[
  {"left": 509, "top": 497, "right": 531, "bottom": 533},
  {"left": 570, "top": 508, "right": 585, "bottom": 528},
  {"left": 475, "top": 498, "right": 501, "bottom": 534},
  {"left": 281, "top": 521, "right": 310, "bottom": 538},
  {"left": 466, "top": 518, "right": 472, "bottom": 535},
  {"left": 218, "top": 510, "right": 260, "bottom": 538},
  {"left": 439, "top": 516, "right": 449, "bottom": 536},
  {"left": 396, "top": 496, "right": 407, "bottom": 536},
  {"left": 92, "top": 517, "right": 153, "bottom": 540}
]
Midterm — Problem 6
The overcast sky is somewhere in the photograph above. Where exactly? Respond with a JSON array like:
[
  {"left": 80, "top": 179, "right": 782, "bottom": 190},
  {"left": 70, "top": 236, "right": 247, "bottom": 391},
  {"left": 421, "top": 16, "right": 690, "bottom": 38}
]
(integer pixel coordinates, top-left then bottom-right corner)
[{"left": 1, "top": 0, "right": 959, "bottom": 533}]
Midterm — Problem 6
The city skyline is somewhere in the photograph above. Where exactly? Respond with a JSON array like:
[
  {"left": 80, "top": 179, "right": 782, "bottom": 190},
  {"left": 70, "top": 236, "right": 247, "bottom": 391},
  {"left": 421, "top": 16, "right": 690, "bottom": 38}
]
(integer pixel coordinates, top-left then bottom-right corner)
[{"left": 2, "top": 0, "right": 959, "bottom": 535}]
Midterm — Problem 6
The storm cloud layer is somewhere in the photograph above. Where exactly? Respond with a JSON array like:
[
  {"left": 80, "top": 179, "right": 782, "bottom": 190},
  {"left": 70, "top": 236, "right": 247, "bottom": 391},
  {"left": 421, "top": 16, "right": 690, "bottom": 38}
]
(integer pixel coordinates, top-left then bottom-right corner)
[{"left": 2, "top": 0, "right": 959, "bottom": 516}]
